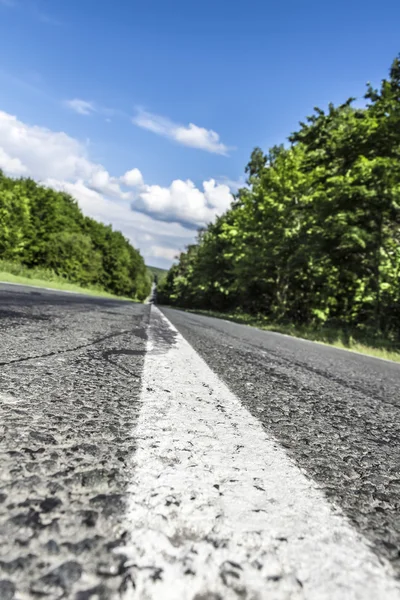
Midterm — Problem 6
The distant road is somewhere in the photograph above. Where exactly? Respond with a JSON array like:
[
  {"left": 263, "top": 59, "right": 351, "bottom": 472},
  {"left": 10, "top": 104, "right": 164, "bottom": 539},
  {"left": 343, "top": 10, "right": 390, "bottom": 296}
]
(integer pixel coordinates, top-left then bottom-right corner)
[{"left": 0, "top": 282, "right": 399, "bottom": 598}]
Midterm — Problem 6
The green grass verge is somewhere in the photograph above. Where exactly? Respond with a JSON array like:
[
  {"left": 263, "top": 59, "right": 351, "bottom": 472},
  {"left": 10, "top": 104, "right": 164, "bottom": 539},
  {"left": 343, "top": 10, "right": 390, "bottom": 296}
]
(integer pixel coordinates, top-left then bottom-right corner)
[
  {"left": 0, "top": 260, "right": 137, "bottom": 301},
  {"left": 174, "top": 307, "right": 400, "bottom": 363}
]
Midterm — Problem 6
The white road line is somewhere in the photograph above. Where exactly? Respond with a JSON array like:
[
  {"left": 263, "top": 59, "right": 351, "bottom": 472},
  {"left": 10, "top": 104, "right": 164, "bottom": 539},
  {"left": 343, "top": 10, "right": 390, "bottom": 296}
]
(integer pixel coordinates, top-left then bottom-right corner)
[
  {"left": 122, "top": 306, "right": 400, "bottom": 599},
  {"left": 145, "top": 282, "right": 157, "bottom": 304}
]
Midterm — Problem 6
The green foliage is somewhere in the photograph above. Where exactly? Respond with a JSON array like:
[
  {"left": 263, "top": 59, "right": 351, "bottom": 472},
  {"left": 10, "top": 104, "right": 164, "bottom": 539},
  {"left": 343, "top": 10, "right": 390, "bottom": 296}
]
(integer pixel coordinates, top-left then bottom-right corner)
[
  {"left": 147, "top": 265, "right": 167, "bottom": 286},
  {"left": 159, "top": 55, "right": 400, "bottom": 344},
  {"left": 179, "top": 307, "right": 400, "bottom": 362},
  {"left": 0, "top": 259, "right": 137, "bottom": 299},
  {"left": 0, "top": 172, "right": 151, "bottom": 300}
]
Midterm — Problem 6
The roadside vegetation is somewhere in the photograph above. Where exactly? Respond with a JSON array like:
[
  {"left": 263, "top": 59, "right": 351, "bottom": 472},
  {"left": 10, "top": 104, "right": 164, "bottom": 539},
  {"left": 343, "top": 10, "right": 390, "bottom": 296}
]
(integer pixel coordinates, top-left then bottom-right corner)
[
  {"left": 0, "top": 172, "right": 152, "bottom": 300},
  {"left": 159, "top": 56, "right": 400, "bottom": 361},
  {"left": 180, "top": 308, "right": 400, "bottom": 363},
  {"left": 0, "top": 259, "right": 137, "bottom": 299},
  {"left": 147, "top": 265, "right": 167, "bottom": 284}
]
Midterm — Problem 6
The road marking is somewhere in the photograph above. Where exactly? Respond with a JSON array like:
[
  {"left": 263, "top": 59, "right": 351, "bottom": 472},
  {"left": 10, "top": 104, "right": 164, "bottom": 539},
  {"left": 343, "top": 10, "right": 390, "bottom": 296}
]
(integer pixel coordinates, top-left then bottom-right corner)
[
  {"left": 122, "top": 306, "right": 400, "bottom": 599},
  {"left": 145, "top": 282, "right": 157, "bottom": 305}
]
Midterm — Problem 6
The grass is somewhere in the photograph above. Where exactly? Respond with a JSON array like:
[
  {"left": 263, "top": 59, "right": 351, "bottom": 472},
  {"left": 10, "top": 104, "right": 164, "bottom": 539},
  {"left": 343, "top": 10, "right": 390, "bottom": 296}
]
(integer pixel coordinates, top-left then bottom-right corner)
[
  {"left": 0, "top": 260, "right": 137, "bottom": 301},
  {"left": 177, "top": 307, "right": 400, "bottom": 363}
]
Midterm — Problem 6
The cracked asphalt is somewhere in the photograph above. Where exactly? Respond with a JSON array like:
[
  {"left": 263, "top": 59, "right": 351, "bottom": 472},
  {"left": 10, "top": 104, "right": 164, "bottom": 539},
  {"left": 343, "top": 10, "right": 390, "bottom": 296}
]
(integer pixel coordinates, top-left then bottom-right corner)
[
  {"left": 0, "top": 284, "right": 150, "bottom": 599},
  {"left": 1, "top": 283, "right": 400, "bottom": 598},
  {"left": 161, "top": 307, "right": 400, "bottom": 580}
]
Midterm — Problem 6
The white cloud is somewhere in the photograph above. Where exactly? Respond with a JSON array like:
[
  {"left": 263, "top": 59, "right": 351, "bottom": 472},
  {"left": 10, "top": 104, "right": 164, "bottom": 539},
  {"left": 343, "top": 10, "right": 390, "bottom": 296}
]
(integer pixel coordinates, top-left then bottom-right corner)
[
  {"left": 135, "top": 178, "right": 233, "bottom": 227},
  {"left": 65, "top": 99, "right": 96, "bottom": 115},
  {"left": 0, "top": 110, "right": 234, "bottom": 266},
  {"left": 148, "top": 245, "right": 178, "bottom": 261},
  {"left": 121, "top": 168, "right": 143, "bottom": 187},
  {"left": 133, "top": 109, "right": 230, "bottom": 155},
  {"left": 216, "top": 175, "right": 248, "bottom": 194},
  {"left": 45, "top": 178, "right": 194, "bottom": 267},
  {"left": 89, "top": 168, "right": 131, "bottom": 200},
  {"left": 0, "top": 111, "right": 94, "bottom": 180},
  {"left": 0, "top": 147, "right": 27, "bottom": 175}
]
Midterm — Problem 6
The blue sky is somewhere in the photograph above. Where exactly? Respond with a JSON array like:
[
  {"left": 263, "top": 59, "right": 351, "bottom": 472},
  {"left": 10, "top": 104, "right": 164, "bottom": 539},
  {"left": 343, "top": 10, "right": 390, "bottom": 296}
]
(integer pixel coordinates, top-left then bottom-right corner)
[{"left": 0, "top": 0, "right": 399, "bottom": 267}]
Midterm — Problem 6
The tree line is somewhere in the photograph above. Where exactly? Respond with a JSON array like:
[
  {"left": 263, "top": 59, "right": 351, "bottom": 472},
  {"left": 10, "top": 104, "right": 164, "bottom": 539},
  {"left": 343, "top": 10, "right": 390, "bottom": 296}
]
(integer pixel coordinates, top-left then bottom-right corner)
[
  {"left": 0, "top": 172, "right": 152, "bottom": 300},
  {"left": 159, "top": 56, "right": 400, "bottom": 343}
]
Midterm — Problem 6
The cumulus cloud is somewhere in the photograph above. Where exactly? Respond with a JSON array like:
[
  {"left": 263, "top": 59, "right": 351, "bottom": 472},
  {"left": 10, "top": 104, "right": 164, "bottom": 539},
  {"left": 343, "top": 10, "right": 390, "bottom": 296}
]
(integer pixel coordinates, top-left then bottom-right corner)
[
  {"left": 0, "top": 109, "right": 234, "bottom": 266},
  {"left": 135, "top": 178, "right": 233, "bottom": 228},
  {"left": 148, "top": 245, "right": 178, "bottom": 261},
  {"left": 65, "top": 99, "right": 96, "bottom": 115},
  {"left": 216, "top": 175, "right": 248, "bottom": 194},
  {"left": 121, "top": 168, "right": 143, "bottom": 187},
  {"left": 0, "top": 111, "right": 94, "bottom": 180},
  {"left": 46, "top": 179, "right": 194, "bottom": 268},
  {"left": 0, "top": 147, "right": 27, "bottom": 175},
  {"left": 133, "top": 109, "right": 230, "bottom": 155},
  {"left": 89, "top": 168, "right": 131, "bottom": 200}
]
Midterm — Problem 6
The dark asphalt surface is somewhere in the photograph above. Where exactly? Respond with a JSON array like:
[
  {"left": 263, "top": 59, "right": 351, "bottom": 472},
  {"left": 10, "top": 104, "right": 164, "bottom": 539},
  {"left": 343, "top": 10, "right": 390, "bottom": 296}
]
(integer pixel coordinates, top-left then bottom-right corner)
[
  {"left": 161, "top": 307, "right": 400, "bottom": 577},
  {"left": 0, "top": 284, "right": 150, "bottom": 599},
  {"left": 1, "top": 283, "right": 400, "bottom": 598}
]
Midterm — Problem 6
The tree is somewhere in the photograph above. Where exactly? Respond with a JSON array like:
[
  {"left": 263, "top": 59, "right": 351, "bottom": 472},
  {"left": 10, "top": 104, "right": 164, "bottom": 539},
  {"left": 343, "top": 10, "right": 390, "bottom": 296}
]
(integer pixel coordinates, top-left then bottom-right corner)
[
  {"left": 0, "top": 172, "right": 151, "bottom": 300},
  {"left": 159, "top": 55, "right": 400, "bottom": 344}
]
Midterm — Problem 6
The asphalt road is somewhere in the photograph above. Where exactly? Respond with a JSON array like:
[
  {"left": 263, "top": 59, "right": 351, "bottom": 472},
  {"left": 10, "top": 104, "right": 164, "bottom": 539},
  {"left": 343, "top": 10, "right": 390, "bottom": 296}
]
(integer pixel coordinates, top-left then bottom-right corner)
[
  {"left": 0, "top": 283, "right": 150, "bottom": 599},
  {"left": 162, "top": 307, "right": 400, "bottom": 576},
  {"left": 1, "top": 283, "right": 400, "bottom": 598}
]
